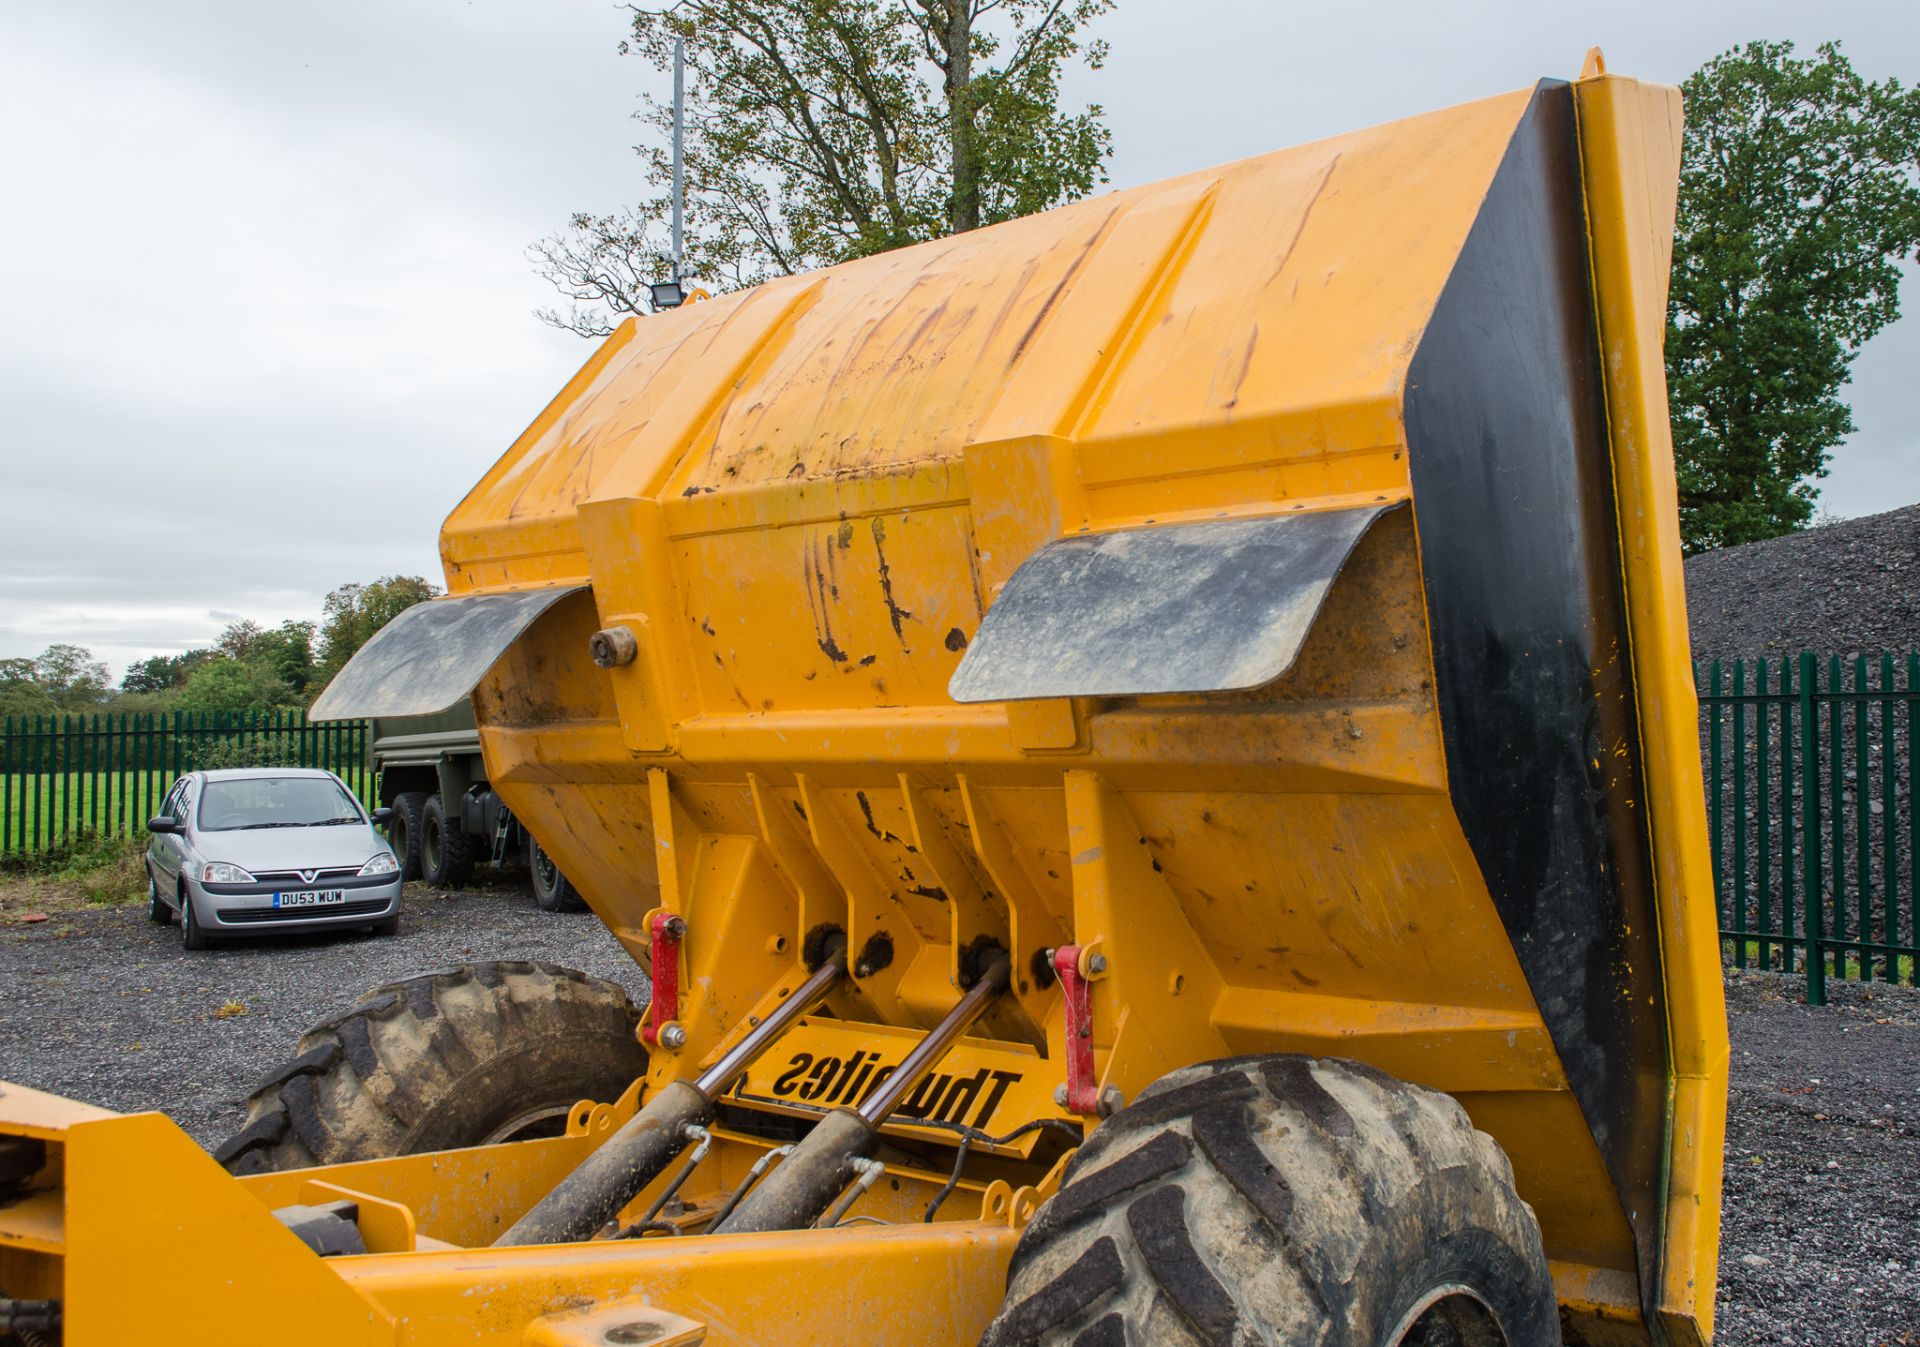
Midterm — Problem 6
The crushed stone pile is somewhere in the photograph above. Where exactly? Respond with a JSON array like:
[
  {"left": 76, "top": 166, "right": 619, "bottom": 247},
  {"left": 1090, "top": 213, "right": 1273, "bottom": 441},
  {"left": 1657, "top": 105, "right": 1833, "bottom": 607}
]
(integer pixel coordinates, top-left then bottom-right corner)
[
  {"left": 1685, "top": 501, "right": 1918, "bottom": 983},
  {"left": 1685, "top": 503, "right": 1920, "bottom": 662}
]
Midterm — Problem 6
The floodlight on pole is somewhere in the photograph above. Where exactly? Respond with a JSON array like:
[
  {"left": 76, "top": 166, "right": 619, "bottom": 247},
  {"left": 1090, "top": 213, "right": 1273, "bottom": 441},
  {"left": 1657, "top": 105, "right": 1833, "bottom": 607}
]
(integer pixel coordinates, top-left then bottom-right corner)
[
  {"left": 671, "top": 35, "right": 685, "bottom": 284},
  {"left": 648, "top": 33, "right": 692, "bottom": 311}
]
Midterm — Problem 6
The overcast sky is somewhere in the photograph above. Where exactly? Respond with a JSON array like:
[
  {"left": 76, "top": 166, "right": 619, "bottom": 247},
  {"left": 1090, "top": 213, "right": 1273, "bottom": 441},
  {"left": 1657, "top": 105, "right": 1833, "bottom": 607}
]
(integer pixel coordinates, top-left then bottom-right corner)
[{"left": 3, "top": 0, "right": 1916, "bottom": 678}]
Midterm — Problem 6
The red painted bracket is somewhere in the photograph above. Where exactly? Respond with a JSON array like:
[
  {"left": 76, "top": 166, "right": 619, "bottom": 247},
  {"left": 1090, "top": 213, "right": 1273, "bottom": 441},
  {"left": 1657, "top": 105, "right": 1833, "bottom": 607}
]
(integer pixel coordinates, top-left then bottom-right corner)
[
  {"left": 643, "top": 912, "right": 686, "bottom": 1047},
  {"left": 1055, "top": 945, "right": 1098, "bottom": 1116}
]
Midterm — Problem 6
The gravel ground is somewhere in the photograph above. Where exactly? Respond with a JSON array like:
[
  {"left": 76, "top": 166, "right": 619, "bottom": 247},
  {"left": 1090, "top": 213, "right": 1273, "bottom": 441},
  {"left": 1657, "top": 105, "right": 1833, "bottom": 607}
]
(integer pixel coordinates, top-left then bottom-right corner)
[
  {"left": 2, "top": 884, "right": 1917, "bottom": 1343},
  {"left": 1685, "top": 503, "right": 1920, "bottom": 663},
  {"left": 0, "top": 874, "right": 649, "bottom": 1145},
  {"left": 1717, "top": 969, "right": 1920, "bottom": 1346}
]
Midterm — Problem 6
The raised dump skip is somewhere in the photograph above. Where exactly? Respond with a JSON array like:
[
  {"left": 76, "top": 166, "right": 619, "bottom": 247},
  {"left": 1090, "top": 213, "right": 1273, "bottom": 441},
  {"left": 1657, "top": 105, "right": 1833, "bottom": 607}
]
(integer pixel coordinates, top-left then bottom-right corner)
[
  {"left": 8, "top": 65, "right": 1723, "bottom": 1347},
  {"left": 413, "top": 72, "right": 1722, "bottom": 1342}
]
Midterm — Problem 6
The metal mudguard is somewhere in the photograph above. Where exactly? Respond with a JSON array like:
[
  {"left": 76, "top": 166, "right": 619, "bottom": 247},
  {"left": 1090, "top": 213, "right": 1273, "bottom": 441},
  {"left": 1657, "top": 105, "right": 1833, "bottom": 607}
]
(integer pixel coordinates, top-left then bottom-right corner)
[
  {"left": 308, "top": 587, "right": 587, "bottom": 721},
  {"left": 947, "top": 505, "right": 1397, "bottom": 702}
]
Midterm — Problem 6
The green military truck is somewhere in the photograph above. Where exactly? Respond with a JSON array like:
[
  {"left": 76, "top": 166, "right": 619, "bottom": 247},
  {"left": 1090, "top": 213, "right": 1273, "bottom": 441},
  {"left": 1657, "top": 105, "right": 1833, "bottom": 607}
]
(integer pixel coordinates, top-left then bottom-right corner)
[{"left": 369, "top": 704, "right": 586, "bottom": 912}]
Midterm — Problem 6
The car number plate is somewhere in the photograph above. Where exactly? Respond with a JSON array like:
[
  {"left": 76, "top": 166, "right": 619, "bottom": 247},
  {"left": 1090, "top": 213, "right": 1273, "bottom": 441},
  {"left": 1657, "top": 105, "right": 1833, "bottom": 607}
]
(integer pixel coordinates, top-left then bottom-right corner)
[{"left": 272, "top": 889, "right": 349, "bottom": 909}]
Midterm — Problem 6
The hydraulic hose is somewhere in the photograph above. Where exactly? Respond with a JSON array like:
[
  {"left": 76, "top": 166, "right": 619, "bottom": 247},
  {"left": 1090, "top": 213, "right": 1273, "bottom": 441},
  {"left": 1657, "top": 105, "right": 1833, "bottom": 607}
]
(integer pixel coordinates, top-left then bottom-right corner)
[
  {"left": 496, "top": 940, "right": 845, "bottom": 1246},
  {"left": 711, "top": 951, "right": 1010, "bottom": 1235}
]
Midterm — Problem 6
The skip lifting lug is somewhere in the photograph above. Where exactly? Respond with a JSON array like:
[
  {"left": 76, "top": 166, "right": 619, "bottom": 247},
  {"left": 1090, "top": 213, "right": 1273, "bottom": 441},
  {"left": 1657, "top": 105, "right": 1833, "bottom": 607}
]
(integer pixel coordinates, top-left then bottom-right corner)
[
  {"left": 643, "top": 913, "right": 687, "bottom": 1049},
  {"left": 1050, "top": 945, "right": 1121, "bottom": 1118}
]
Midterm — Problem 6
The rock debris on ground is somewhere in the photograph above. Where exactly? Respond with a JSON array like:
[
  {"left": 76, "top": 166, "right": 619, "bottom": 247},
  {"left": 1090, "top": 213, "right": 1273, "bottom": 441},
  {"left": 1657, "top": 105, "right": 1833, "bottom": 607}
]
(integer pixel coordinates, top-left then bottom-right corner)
[{"left": 2, "top": 882, "right": 1917, "bottom": 1342}]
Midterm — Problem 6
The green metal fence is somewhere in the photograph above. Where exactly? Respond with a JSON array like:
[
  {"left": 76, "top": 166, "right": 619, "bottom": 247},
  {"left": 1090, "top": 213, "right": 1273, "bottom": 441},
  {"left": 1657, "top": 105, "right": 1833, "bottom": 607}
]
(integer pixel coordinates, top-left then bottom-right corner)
[
  {"left": 1699, "top": 653, "right": 1919, "bottom": 1003},
  {"left": 6, "top": 663, "right": 1918, "bottom": 1006},
  {"left": 1, "top": 712, "right": 370, "bottom": 857}
]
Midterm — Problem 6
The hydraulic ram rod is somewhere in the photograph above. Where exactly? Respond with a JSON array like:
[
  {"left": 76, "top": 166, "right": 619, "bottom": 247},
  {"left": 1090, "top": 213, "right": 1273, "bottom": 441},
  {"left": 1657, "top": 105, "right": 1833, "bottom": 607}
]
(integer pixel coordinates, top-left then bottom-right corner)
[
  {"left": 496, "top": 938, "right": 846, "bottom": 1246},
  {"left": 710, "top": 951, "right": 1011, "bottom": 1235}
]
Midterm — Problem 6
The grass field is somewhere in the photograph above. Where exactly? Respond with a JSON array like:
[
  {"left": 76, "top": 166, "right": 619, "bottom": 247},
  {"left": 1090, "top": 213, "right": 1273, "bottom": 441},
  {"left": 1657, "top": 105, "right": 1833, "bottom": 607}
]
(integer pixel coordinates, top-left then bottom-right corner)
[
  {"left": 2, "top": 767, "right": 377, "bottom": 857},
  {"left": 1, "top": 713, "right": 372, "bottom": 858}
]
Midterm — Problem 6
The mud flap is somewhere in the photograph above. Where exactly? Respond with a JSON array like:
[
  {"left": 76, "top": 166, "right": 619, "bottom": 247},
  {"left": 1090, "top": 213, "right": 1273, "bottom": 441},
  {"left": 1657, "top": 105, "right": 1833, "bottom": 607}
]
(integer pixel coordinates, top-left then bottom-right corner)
[
  {"left": 308, "top": 587, "right": 588, "bottom": 721},
  {"left": 948, "top": 505, "right": 1398, "bottom": 702}
]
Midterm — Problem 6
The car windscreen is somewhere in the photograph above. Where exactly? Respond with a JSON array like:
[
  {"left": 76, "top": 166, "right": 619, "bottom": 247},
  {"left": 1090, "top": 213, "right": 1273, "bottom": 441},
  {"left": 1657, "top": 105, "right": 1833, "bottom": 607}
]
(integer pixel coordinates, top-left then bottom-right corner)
[{"left": 197, "top": 777, "right": 365, "bottom": 831}]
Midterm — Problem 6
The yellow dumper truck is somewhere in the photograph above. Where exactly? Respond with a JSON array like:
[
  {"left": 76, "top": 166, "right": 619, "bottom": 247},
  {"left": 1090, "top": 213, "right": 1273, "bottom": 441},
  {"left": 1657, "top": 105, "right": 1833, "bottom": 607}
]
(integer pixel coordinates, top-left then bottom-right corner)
[{"left": 0, "top": 57, "right": 1726, "bottom": 1347}]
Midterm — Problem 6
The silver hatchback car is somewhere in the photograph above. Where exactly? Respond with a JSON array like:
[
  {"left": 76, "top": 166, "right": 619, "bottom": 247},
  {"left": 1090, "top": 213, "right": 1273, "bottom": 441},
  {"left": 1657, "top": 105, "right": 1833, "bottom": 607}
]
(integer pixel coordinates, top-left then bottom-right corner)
[{"left": 144, "top": 768, "right": 402, "bottom": 949}]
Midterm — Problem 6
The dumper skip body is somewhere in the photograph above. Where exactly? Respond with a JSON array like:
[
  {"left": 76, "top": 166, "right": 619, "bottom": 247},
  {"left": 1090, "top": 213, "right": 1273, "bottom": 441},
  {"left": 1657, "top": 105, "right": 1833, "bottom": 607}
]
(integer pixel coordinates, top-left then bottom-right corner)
[{"left": 0, "top": 63, "right": 1725, "bottom": 1347}]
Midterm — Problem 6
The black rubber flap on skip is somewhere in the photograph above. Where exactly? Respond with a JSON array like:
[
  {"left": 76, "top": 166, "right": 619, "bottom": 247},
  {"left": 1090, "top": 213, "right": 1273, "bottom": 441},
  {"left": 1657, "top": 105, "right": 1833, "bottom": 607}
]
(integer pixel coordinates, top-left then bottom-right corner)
[
  {"left": 948, "top": 505, "right": 1397, "bottom": 702},
  {"left": 307, "top": 587, "right": 587, "bottom": 721}
]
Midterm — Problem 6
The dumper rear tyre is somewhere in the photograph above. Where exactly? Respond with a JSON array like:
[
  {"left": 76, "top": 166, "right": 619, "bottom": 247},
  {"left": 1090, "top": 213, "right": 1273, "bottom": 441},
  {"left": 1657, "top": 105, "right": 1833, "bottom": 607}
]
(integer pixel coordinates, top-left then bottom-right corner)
[
  {"left": 528, "top": 835, "right": 588, "bottom": 913},
  {"left": 420, "top": 792, "right": 474, "bottom": 889},
  {"left": 979, "top": 1056, "right": 1558, "bottom": 1347},
  {"left": 387, "top": 790, "right": 428, "bottom": 881},
  {"left": 214, "top": 962, "right": 649, "bottom": 1175}
]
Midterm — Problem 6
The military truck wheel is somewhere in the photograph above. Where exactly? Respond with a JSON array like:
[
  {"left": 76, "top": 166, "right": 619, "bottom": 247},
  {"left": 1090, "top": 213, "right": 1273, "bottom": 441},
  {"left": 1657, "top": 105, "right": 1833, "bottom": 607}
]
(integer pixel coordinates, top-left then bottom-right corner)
[
  {"left": 980, "top": 1056, "right": 1557, "bottom": 1347},
  {"left": 214, "top": 962, "right": 649, "bottom": 1175},
  {"left": 420, "top": 793, "right": 474, "bottom": 889},
  {"left": 527, "top": 835, "right": 588, "bottom": 913},
  {"left": 387, "top": 791, "right": 429, "bottom": 881}
]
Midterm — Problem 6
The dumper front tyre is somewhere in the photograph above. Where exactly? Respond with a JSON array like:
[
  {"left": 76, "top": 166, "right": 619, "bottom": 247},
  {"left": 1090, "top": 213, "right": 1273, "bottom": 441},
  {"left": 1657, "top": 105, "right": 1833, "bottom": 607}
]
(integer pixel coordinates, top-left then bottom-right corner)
[
  {"left": 420, "top": 792, "right": 474, "bottom": 889},
  {"left": 980, "top": 1056, "right": 1558, "bottom": 1347},
  {"left": 214, "top": 962, "right": 649, "bottom": 1174}
]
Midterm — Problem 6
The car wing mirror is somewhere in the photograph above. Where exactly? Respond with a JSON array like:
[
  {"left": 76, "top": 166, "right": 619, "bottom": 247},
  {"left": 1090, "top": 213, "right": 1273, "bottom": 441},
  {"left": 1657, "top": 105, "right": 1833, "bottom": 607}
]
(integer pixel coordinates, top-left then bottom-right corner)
[
  {"left": 146, "top": 816, "right": 182, "bottom": 835},
  {"left": 370, "top": 807, "right": 395, "bottom": 826}
]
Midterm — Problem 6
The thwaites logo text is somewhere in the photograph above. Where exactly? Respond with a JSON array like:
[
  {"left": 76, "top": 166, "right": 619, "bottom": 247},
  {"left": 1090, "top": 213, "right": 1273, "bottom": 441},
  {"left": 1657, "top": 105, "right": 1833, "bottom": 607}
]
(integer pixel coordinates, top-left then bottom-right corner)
[{"left": 755, "top": 1050, "right": 1024, "bottom": 1131}]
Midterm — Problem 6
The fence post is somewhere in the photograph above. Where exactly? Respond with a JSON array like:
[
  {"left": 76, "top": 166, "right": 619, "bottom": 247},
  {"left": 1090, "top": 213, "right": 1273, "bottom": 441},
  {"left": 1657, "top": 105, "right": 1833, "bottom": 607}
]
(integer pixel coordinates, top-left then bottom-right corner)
[
  {"left": 1758, "top": 661, "right": 1773, "bottom": 969},
  {"left": 1800, "top": 652, "right": 1825, "bottom": 1006},
  {"left": 1731, "top": 661, "right": 1749, "bottom": 966},
  {"left": 1853, "top": 656, "right": 1870, "bottom": 977},
  {"left": 58, "top": 714, "right": 71, "bottom": 849},
  {"left": 1828, "top": 655, "right": 1846, "bottom": 980},
  {"left": 1708, "top": 660, "right": 1724, "bottom": 945},
  {"left": 1909, "top": 653, "right": 1919, "bottom": 987}
]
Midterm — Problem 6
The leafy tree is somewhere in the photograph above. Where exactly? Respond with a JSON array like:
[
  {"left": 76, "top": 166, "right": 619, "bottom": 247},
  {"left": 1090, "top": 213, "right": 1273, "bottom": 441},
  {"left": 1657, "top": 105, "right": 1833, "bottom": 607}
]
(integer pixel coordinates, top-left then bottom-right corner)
[
  {"left": 216, "top": 619, "right": 318, "bottom": 697},
  {"left": 121, "top": 649, "right": 213, "bottom": 695},
  {"left": 175, "top": 658, "right": 288, "bottom": 718},
  {"left": 316, "top": 576, "right": 439, "bottom": 682},
  {"left": 1, "top": 646, "right": 116, "bottom": 717},
  {"left": 532, "top": 0, "right": 1115, "bottom": 336},
  {"left": 0, "top": 658, "right": 57, "bottom": 718},
  {"left": 37, "top": 645, "right": 113, "bottom": 708},
  {"left": 1668, "top": 40, "right": 1920, "bottom": 552}
]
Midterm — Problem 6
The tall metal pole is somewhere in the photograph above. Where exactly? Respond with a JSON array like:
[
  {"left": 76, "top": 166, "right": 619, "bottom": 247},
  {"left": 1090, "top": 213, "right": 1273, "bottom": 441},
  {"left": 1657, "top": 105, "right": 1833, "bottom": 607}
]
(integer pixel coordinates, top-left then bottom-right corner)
[{"left": 671, "top": 35, "right": 685, "bottom": 283}]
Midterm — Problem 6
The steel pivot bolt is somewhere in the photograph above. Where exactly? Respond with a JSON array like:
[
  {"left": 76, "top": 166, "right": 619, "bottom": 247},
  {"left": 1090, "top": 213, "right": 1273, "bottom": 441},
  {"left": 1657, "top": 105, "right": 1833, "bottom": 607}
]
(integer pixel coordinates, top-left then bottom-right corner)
[
  {"left": 659, "top": 1023, "right": 687, "bottom": 1050},
  {"left": 1086, "top": 952, "right": 1108, "bottom": 975},
  {"left": 1053, "top": 1084, "right": 1069, "bottom": 1108},
  {"left": 588, "top": 626, "right": 640, "bottom": 668},
  {"left": 1097, "top": 1086, "right": 1125, "bottom": 1118}
]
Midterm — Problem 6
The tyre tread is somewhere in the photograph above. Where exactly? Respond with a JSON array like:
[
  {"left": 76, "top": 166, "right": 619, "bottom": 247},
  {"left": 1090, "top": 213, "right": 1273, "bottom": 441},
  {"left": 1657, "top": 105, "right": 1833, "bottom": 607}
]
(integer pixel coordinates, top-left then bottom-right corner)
[
  {"left": 214, "top": 962, "right": 646, "bottom": 1174},
  {"left": 977, "top": 1055, "right": 1558, "bottom": 1347}
]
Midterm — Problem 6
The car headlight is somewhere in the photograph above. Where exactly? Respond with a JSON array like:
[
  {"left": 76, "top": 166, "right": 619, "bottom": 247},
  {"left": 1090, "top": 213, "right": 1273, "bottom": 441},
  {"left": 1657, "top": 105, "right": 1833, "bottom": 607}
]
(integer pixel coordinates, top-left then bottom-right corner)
[
  {"left": 359, "top": 852, "right": 399, "bottom": 877},
  {"left": 202, "top": 861, "right": 255, "bottom": 884}
]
